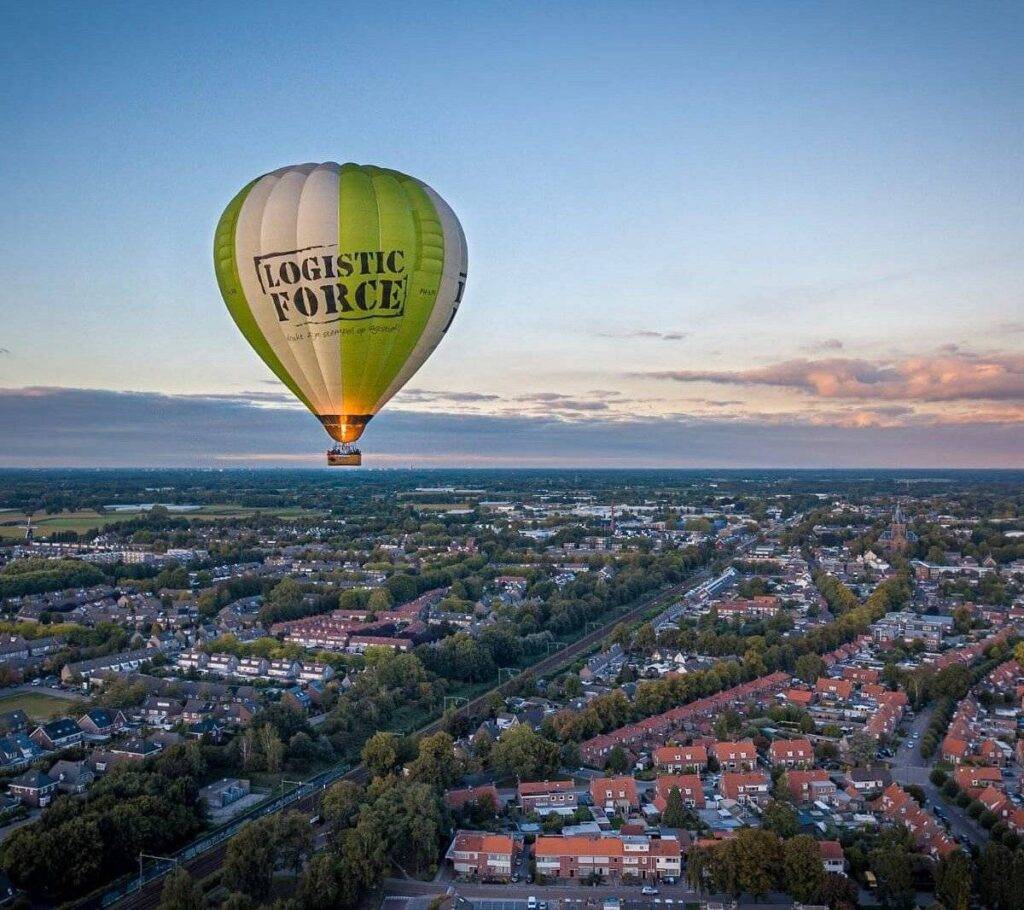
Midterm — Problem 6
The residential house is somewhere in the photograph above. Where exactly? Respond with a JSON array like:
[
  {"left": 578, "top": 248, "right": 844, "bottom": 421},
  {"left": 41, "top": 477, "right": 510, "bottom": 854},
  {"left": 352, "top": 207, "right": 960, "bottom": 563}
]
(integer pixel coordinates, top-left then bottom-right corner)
[
  {"left": 60, "top": 647, "right": 157, "bottom": 684},
  {"left": 8, "top": 769, "right": 57, "bottom": 807},
  {"left": 282, "top": 687, "right": 311, "bottom": 713},
  {"left": 205, "top": 653, "right": 238, "bottom": 677},
  {"left": 720, "top": 772, "right": 771, "bottom": 807},
  {"left": 444, "top": 784, "right": 502, "bottom": 812},
  {"left": 848, "top": 767, "right": 891, "bottom": 795},
  {"left": 518, "top": 780, "right": 577, "bottom": 814},
  {"left": 533, "top": 833, "right": 681, "bottom": 882},
  {"left": 768, "top": 738, "right": 814, "bottom": 769},
  {"left": 0, "top": 734, "right": 42, "bottom": 771},
  {"left": 653, "top": 744, "right": 707, "bottom": 773},
  {"left": 815, "top": 677, "right": 854, "bottom": 701},
  {"left": 940, "top": 736, "right": 970, "bottom": 765},
  {"left": 298, "top": 662, "right": 335, "bottom": 684},
  {"left": 236, "top": 657, "right": 269, "bottom": 680},
  {"left": 78, "top": 707, "right": 125, "bottom": 737},
  {"left": 30, "top": 718, "right": 83, "bottom": 751},
  {"left": 653, "top": 774, "right": 704, "bottom": 811},
  {"left": 590, "top": 777, "right": 640, "bottom": 813},
  {"left": 819, "top": 840, "right": 846, "bottom": 875},
  {"left": 444, "top": 830, "right": 515, "bottom": 881},
  {"left": 954, "top": 766, "right": 1002, "bottom": 793},
  {"left": 50, "top": 759, "right": 95, "bottom": 794},
  {"left": 0, "top": 711, "right": 29, "bottom": 737},
  {"left": 143, "top": 697, "right": 183, "bottom": 727},
  {"left": 111, "top": 738, "right": 162, "bottom": 761},
  {"left": 267, "top": 659, "right": 299, "bottom": 682},
  {"left": 784, "top": 770, "right": 837, "bottom": 804},
  {"left": 711, "top": 740, "right": 758, "bottom": 771}
]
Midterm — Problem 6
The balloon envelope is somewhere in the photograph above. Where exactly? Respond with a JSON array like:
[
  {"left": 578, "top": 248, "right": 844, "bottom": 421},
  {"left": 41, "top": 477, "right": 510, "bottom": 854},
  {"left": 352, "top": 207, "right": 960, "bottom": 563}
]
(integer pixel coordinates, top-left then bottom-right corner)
[{"left": 214, "top": 162, "right": 467, "bottom": 443}]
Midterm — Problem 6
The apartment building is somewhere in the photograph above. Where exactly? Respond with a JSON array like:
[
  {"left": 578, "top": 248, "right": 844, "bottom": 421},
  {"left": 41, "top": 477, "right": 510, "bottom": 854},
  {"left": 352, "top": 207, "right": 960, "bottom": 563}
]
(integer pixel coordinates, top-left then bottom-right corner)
[{"left": 534, "top": 834, "right": 681, "bottom": 882}]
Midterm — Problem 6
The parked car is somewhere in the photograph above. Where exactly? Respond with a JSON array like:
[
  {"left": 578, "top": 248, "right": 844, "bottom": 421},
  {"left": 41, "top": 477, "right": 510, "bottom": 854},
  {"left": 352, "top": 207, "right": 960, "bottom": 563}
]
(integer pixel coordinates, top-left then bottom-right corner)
[{"left": 641, "top": 886, "right": 659, "bottom": 895}]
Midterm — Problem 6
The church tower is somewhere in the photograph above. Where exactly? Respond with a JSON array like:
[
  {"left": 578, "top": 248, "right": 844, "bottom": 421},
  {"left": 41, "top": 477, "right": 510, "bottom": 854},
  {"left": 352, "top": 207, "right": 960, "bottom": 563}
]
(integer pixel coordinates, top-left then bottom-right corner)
[{"left": 888, "top": 501, "right": 908, "bottom": 554}]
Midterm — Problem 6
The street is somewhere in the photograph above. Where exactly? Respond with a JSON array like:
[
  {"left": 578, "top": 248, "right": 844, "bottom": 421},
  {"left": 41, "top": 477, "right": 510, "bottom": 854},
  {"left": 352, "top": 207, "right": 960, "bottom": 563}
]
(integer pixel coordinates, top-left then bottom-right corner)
[
  {"left": 890, "top": 706, "right": 987, "bottom": 849},
  {"left": 383, "top": 877, "right": 796, "bottom": 908}
]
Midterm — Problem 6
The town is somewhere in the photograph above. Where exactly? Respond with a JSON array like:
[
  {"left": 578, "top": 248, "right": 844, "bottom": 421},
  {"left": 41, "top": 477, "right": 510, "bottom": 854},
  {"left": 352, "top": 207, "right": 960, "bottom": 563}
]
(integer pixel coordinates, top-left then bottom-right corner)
[{"left": 0, "top": 469, "right": 1021, "bottom": 910}]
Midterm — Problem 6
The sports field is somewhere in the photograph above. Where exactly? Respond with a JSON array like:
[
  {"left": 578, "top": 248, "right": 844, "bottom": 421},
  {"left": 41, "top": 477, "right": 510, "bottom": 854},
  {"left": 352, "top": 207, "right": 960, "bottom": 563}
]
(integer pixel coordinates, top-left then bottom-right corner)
[{"left": 0, "top": 691, "right": 84, "bottom": 722}]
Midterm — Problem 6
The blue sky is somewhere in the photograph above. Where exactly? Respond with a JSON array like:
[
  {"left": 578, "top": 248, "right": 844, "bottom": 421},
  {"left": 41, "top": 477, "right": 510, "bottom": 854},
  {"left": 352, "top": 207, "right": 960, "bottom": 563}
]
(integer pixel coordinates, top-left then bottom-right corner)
[{"left": 1, "top": 1, "right": 1022, "bottom": 466}]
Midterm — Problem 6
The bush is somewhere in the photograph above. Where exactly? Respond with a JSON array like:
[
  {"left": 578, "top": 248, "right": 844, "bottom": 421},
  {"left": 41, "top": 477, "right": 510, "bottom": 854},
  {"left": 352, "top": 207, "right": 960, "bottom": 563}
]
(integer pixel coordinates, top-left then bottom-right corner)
[
  {"left": 930, "top": 769, "right": 947, "bottom": 786},
  {"left": 906, "top": 784, "right": 926, "bottom": 805},
  {"left": 955, "top": 792, "right": 972, "bottom": 808},
  {"left": 942, "top": 779, "right": 959, "bottom": 798},
  {"left": 967, "top": 800, "right": 985, "bottom": 819}
]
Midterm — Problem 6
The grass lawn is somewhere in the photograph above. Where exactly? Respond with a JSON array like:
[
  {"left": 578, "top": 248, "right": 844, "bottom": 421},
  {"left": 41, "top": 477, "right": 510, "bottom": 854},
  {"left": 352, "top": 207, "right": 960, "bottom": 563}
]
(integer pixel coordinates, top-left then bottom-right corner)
[
  {"left": 0, "top": 505, "right": 324, "bottom": 539},
  {"left": 0, "top": 691, "right": 85, "bottom": 722}
]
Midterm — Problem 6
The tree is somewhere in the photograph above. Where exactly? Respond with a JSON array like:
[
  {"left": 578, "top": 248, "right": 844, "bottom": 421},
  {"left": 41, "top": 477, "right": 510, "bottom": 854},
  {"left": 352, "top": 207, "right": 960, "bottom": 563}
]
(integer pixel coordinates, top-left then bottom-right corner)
[
  {"left": 219, "top": 895, "right": 254, "bottom": 910},
  {"left": 367, "top": 587, "right": 393, "bottom": 613},
  {"left": 846, "top": 730, "right": 877, "bottom": 767},
  {"left": 662, "top": 788, "right": 687, "bottom": 828},
  {"left": 407, "top": 732, "right": 462, "bottom": 791},
  {"left": 869, "top": 828, "right": 915, "bottom": 910},
  {"left": 934, "top": 850, "right": 972, "bottom": 910},
  {"left": 978, "top": 842, "right": 1014, "bottom": 910},
  {"left": 820, "top": 871, "right": 859, "bottom": 910},
  {"left": 158, "top": 867, "right": 206, "bottom": 910},
  {"left": 761, "top": 799, "right": 799, "bottom": 838},
  {"left": 322, "top": 780, "right": 363, "bottom": 836},
  {"left": 795, "top": 653, "right": 826, "bottom": 683},
  {"left": 223, "top": 819, "right": 276, "bottom": 901},
  {"left": 273, "top": 812, "right": 314, "bottom": 877},
  {"left": 259, "top": 725, "right": 285, "bottom": 774},
  {"left": 734, "top": 828, "right": 783, "bottom": 898},
  {"left": 489, "top": 725, "right": 560, "bottom": 780},
  {"left": 297, "top": 853, "right": 341, "bottom": 910},
  {"left": 783, "top": 835, "right": 825, "bottom": 904},
  {"left": 686, "top": 846, "right": 713, "bottom": 895},
  {"left": 605, "top": 744, "right": 629, "bottom": 774},
  {"left": 632, "top": 622, "right": 656, "bottom": 653},
  {"left": 361, "top": 731, "right": 401, "bottom": 777}
]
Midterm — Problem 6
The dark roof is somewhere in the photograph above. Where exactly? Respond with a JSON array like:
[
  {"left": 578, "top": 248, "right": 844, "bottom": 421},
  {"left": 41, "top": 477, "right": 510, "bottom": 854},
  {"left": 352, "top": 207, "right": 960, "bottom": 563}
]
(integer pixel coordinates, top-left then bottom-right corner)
[
  {"left": 0, "top": 711, "right": 29, "bottom": 732},
  {"left": 9, "top": 769, "right": 55, "bottom": 790},
  {"left": 40, "top": 718, "right": 81, "bottom": 739},
  {"left": 83, "top": 708, "right": 114, "bottom": 727}
]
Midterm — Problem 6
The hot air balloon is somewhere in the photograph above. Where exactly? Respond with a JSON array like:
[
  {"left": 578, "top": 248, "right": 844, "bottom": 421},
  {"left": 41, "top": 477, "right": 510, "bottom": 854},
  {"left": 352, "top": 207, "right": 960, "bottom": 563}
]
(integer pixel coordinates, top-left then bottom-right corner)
[{"left": 214, "top": 162, "right": 467, "bottom": 465}]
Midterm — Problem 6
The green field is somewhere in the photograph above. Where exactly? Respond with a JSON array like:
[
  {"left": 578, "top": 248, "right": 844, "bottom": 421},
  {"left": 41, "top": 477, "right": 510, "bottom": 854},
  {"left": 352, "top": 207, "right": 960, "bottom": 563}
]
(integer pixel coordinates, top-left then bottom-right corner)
[
  {"left": 0, "top": 504, "right": 323, "bottom": 539},
  {"left": 0, "top": 691, "right": 84, "bottom": 722}
]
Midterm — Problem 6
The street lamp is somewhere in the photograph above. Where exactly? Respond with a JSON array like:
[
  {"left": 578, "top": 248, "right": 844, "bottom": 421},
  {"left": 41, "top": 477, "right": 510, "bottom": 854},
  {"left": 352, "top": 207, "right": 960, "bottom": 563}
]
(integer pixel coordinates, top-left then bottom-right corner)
[{"left": 138, "top": 853, "right": 177, "bottom": 890}]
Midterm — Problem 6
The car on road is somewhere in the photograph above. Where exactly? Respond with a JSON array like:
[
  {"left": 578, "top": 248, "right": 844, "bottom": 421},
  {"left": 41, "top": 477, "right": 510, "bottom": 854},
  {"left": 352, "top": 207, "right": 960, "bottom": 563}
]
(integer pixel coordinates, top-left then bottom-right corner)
[{"left": 641, "top": 886, "right": 659, "bottom": 895}]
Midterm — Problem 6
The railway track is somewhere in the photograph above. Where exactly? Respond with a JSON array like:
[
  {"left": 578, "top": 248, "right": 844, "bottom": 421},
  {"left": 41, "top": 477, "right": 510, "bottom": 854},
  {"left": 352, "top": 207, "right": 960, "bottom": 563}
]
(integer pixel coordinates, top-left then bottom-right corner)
[{"left": 80, "top": 564, "right": 714, "bottom": 910}]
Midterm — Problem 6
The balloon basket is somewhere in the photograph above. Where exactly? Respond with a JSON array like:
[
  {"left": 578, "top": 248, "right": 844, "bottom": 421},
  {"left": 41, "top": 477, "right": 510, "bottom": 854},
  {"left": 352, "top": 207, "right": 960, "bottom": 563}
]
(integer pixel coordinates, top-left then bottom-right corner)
[{"left": 327, "top": 445, "right": 361, "bottom": 467}]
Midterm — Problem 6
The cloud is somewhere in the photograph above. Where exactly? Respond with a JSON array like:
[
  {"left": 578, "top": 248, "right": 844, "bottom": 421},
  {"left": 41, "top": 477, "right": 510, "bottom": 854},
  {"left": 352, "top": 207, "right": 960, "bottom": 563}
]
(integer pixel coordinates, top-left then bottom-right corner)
[
  {"left": 0, "top": 386, "right": 1021, "bottom": 468},
  {"left": 801, "top": 338, "right": 844, "bottom": 353},
  {"left": 644, "top": 351, "right": 1024, "bottom": 403},
  {"left": 513, "top": 392, "right": 611, "bottom": 413},
  {"left": 596, "top": 330, "right": 687, "bottom": 341},
  {"left": 396, "top": 389, "right": 501, "bottom": 404}
]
